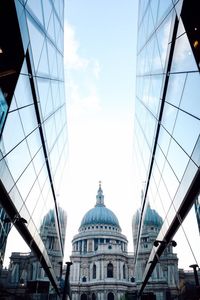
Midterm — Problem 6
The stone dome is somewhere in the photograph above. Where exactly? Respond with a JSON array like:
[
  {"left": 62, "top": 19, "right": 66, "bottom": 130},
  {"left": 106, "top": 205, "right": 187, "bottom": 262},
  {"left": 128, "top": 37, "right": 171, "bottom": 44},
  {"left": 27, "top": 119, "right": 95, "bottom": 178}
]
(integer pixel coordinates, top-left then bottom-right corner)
[
  {"left": 42, "top": 206, "right": 67, "bottom": 228},
  {"left": 133, "top": 203, "right": 163, "bottom": 229},
  {"left": 79, "top": 182, "right": 120, "bottom": 229}
]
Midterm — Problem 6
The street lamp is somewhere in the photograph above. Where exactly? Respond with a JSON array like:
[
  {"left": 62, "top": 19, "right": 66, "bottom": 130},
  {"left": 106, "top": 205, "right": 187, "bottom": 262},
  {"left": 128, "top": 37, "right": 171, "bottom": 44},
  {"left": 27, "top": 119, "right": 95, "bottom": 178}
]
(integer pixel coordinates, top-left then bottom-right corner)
[
  {"left": 189, "top": 264, "right": 200, "bottom": 287},
  {"left": 153, "top": 239, "right": 177, "bottom": 247},
  {"left": 62, "top": 261, "right": 73, "bottom": 300}
]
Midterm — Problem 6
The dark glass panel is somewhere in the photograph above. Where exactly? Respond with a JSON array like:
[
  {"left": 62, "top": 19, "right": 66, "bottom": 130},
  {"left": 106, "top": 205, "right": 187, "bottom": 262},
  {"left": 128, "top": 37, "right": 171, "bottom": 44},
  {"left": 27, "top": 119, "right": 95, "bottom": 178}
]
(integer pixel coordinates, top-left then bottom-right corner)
[{"left": 171, "top": 33, "right": 198, "bottom": 73}]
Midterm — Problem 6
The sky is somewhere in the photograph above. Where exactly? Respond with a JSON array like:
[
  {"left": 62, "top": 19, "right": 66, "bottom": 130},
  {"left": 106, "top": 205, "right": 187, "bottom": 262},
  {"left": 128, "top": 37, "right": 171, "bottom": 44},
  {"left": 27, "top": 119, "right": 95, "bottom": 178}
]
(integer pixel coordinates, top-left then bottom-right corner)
[
  {"left": 62, "top": 0, "right": 139, "bottom": 260},
  {"left": 3, "top": 0, "right": 139, "bottom": 268}
]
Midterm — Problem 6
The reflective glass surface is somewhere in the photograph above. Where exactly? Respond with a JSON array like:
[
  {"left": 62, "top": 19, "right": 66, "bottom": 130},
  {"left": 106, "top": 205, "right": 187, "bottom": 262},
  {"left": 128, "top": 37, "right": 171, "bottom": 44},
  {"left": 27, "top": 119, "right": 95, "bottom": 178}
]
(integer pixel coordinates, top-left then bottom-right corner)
[
  {"left": 134, "top": 0, "right": 200, "bottom": 294},
  {"left": 0, "top": 0, "right": 67, "bottom": 293}
]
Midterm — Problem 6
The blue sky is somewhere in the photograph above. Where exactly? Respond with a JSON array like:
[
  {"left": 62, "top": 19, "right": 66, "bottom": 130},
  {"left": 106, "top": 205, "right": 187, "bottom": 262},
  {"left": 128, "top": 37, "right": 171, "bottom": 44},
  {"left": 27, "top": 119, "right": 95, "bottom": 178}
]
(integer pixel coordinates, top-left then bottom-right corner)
[
  {"left": 62, "top": 0, "right": 139, "bottom": 259},
  {"left": 3, "top": 0, "right": 139, "bottom": 265}
]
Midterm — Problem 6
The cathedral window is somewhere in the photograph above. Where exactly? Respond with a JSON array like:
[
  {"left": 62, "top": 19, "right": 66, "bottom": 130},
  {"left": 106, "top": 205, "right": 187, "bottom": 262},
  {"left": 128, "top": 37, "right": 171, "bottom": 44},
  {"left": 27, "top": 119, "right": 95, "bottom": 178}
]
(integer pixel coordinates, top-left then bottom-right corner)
[
  {"left": 82, "top": 276, "right": 87, "bottom": 282},
  {"left": 93, "top": 264, "right": 96, "bottom": 279},
  {"left": 92, "top": 293, "right": 96, "bottom": 300},
  {"left": 107, "top": 292, "right": 114, "bottom": 300},
  {"left": 81, "top": 293, "right": 87, "bottom": 300},
  {"left": 107, "top": 262, "right": 113, "bottom": 278},
  {"left": 123, "top": 264, "right": 126, "bottom": 279}
]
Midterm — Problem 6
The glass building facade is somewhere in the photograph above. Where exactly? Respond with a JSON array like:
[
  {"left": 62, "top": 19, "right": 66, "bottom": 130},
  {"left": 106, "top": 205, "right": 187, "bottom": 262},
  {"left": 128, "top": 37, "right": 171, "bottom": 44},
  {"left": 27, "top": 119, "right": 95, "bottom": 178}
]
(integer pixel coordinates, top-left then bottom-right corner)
[
  {"left": 0, "top": 0, "right": 67, "bottom": 295},
  {"left": 133, "top": 0, "right": 200, "bottom": 296}
]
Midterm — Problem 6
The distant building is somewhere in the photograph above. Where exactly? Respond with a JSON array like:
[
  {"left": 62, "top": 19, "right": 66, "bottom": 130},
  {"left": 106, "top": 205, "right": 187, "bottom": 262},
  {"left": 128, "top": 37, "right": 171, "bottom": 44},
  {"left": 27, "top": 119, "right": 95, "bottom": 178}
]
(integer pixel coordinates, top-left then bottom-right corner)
[
  {"left": 132, "top": 203, "right": 179, "bottom": 299},
  {"left": 0, "top": 207, "right": 11, "bottom": 264},
  {"left": 0, "top": 0, "right": 67, "bottom": 296},
  {"left": 0, "top": 207, "right": 67, "bottom": 299},
  {"left": 70, "top": 182, "right": 136, "bottom": 300}
]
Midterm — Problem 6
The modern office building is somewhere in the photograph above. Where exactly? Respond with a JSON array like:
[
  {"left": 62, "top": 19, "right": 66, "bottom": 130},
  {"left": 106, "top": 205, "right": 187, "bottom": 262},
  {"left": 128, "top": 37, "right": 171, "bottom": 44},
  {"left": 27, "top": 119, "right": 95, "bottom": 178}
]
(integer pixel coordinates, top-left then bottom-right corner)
[
  {"left": 70, "top": 182, "right": 136, "bottom": 300},
  {"left": 0, "top": 0, "right": 67, "bottom": 296},
  {"left": 133, "top": 0, "right": 200, "bottom": 297}
]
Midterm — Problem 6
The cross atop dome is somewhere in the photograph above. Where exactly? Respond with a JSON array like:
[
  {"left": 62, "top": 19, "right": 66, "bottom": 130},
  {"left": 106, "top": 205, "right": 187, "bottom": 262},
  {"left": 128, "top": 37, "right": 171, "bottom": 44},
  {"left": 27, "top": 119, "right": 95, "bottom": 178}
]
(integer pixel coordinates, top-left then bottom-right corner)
[{"left": 96, "top": 181, "right": 105, "bottom": 206}]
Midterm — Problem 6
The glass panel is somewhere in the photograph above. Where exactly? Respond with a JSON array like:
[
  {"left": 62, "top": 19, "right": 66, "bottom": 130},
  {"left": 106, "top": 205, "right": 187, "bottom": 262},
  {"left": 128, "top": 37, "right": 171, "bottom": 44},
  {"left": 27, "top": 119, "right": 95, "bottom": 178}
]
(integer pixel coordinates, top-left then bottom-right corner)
[
  {"left": 19, "top": 105, "right": 38, "bottom": 136},
  {"left": 14, "top": 61, "right": 34, "bottom": 107},
  {"left": 174, "top": 205, "right": 200, "bottom": 269},
  {"left": 32, "top": 148, "right": 46, "bottom": 175},
  {"left": 171, "top": 33, "right": 198, "bottom": 73},
  {"left": 161, "top": 102, "right": 178, "bottom": 134},
  {"left": 26, "top": 129, "right": 42, "bottom": 159},
  {"left": 173, "top": 109, "right": 200, "bottom": 157},
  {"left": 44, "top": 116, "right": 56, "bottom": 152},
  {"left": 51, "top": 80, "right": 59, "bottom": 110},
  {"left": 162, "top": 159, "right": 179, "bottom": 200},
  {"left": 25, "top": 180, "right": 41, "bottom": 215},
  {"left": 47, "top": 11, "right": 55, "bottom": 43},
  {"left": 167, "top": 138, "right": 189, "bottom": 182},
  {"left": 27, "top": 17, "right": 45, "bottom": 71},
  {"left": 157, "top": 126, "right": 171, "bottom": 157},
  {"left": 42, "top": 0, "right": 52, "bottom": 30},
  {"left": 37, "top": 77, "right": 53, "bottom": 119},
  {"left": 165, "top": 73, "right": 187, "bottom": 107},
  {"left": 6, "top": 139, "right": 31, "bottom": 183},
  {"left": 37, "top": 40, "right": 49, "bottom": 76},
  {"left": 0, "top": 88, "right": 8, "bottom": 133},
  {"left": 180, "top": 72, "right": 200, "bottom": 119},
  {"left": 147, "top": 75, "right": 163, "bottom": 117},
  {"left": 150, "top": 0, "right": 159, "bottom": 27},
  {"left": 47, "top": 40, "right": 58, "bottom": 78},
  {"left": 26, "top": 0, "right": 44, "bottom": 25},
  {"left": 156, "top": 12, "right": 173, "bottom": 71},
  {"left": 157, "top": 0, "right": 172, "bottom": 24},
  {"left": 16, "top": 161, "right": 36, "bottom": 200},
  {"left": 1, "top": 110, "right": 25, "bottom": 156}
]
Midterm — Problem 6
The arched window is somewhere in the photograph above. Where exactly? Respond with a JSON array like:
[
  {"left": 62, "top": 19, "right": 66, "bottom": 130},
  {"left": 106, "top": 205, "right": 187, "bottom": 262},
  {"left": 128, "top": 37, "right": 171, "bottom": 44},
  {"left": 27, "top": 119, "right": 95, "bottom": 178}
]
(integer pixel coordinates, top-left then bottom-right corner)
[
  {"left": 82, "top": 276, "right": 86, "bottom": 282},
  {"left": 81, "top": 294, "right": 87, "bottom": 300},
  {"left": 107, "top": 262, "right": 113, "bottom": 278},
  {"left": 92, "top": 293, "right": 96, "bottom": 300},
  {"left": 93, "top": 264, "right": 96, "bottom": 279},
  {"left": 107, "top": 292, "right": 114, "bottom": 300},
  {"left": 123, "top": 264, "right": 126, "bottom": 279}
]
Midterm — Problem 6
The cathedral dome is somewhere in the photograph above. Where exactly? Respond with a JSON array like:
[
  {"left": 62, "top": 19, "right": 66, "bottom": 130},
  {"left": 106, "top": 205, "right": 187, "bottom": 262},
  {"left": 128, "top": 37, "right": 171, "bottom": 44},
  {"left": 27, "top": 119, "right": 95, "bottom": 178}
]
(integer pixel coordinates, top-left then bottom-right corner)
[
  {"left": 133, "top": 203, "right": 163, "bottom": 229},
  {"left": 79, "top": 182, "right": 120, "bottom": 229}
]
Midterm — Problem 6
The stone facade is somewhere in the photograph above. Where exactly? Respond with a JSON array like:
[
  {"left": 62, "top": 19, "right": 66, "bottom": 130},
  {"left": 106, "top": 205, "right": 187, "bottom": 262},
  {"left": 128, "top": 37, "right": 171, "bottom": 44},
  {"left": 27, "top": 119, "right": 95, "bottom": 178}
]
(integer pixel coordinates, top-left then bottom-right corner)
[{"left": 70, "top": 183, "right": 136, "bottom": 300}]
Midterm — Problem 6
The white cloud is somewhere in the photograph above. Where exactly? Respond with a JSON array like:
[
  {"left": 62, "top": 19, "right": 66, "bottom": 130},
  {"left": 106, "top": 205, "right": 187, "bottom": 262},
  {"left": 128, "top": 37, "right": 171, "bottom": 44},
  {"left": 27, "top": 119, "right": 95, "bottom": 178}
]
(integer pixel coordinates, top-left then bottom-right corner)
[
  {"left": 67, "top": 79, "right": 101, "bottom": 120},
  {"left": 64, "top": 22, "right": 89, "bottom": 70},
  {"left": 92, "top": 59, "right": 101, "bottom": 79}
]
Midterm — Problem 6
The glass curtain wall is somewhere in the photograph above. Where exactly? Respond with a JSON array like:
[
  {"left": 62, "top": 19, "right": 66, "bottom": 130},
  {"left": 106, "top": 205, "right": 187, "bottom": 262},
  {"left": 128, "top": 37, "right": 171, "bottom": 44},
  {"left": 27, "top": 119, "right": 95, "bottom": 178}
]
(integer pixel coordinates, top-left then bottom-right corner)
[
  {"left": 0, "top": 0, "right": 67, "bottom": 295},
  {"left": 133, "top": 0, "right": 200, "bottom": 296}
]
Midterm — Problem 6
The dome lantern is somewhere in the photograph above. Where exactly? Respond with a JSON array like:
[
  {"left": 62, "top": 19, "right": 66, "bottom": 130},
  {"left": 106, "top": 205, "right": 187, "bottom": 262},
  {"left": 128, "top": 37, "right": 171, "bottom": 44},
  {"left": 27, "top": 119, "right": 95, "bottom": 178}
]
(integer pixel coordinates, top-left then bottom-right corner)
[{"left": 79, "top": 182, "right": 121, "bottom": 230}]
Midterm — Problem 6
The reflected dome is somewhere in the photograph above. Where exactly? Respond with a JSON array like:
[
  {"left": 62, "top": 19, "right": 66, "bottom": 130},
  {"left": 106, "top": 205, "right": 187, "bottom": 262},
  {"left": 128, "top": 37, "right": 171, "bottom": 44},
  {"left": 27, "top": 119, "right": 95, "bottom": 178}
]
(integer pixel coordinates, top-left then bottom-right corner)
[{"left": 133, "top": 203, "right": 163, "bottom": 229}]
